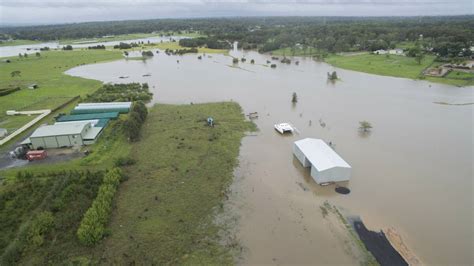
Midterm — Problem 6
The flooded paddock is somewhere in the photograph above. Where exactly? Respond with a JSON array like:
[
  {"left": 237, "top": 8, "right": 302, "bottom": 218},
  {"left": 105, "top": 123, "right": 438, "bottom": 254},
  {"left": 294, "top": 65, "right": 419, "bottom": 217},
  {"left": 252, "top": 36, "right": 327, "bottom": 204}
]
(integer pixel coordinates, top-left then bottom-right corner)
[{"left": 66, "top": 48, "right": 473, "bottom": 265}]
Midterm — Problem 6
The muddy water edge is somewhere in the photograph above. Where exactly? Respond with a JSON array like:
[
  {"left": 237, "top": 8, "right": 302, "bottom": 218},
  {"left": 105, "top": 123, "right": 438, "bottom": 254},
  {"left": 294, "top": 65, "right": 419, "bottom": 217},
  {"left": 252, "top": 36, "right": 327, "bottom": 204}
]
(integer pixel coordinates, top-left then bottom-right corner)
[{"left": 66, "top": 48, "right": 474, "bottom": 265}]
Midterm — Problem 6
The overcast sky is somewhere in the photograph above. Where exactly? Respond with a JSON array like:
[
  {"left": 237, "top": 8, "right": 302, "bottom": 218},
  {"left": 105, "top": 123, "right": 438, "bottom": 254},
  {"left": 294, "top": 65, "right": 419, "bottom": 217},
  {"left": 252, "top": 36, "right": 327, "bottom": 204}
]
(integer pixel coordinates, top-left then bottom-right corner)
[{"left": 0, "top": 0, "right": 472, "bottom": 26}]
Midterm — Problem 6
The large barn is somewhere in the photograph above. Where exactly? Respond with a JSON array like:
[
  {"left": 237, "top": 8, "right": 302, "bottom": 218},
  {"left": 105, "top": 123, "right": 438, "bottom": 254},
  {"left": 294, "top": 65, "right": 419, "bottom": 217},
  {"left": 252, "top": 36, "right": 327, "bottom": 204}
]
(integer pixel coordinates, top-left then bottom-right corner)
[
  {"left": 293, "top": 138, "right": 351, "bottom": 184},
  {"left": 25, "top": 121, "right": 102, "bottom": 149}
]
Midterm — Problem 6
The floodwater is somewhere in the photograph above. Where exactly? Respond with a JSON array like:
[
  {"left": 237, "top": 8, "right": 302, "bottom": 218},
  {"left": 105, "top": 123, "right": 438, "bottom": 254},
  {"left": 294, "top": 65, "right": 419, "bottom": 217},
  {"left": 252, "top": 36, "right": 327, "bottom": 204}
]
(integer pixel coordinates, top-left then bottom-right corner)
[
  {"left": 0, "top": 36, "right": 185, "bottom": 57},
  {"left": 67, "top": 47, "right": 473, "bottom": 265}
]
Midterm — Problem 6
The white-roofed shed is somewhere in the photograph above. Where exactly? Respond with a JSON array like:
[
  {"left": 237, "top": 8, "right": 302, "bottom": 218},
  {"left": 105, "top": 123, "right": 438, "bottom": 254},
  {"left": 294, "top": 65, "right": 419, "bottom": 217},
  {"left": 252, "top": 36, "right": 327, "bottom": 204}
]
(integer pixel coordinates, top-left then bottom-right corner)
[{"left": 293, "top": 138, "right": 351, "bottom": 184}]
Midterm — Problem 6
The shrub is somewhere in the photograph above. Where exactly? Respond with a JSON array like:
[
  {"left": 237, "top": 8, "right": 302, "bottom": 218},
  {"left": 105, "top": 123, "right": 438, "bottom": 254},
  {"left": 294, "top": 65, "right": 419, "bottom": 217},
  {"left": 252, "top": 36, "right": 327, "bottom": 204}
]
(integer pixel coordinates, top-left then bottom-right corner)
[
  {"left": 25, "top": 211, "right": 54, "bottom": 247},
  {"left": 77, "top": 168, "right": 122, "bottom": 245},
  {"left": 114, "top": 156, "right": 136, "bottom": 167}
]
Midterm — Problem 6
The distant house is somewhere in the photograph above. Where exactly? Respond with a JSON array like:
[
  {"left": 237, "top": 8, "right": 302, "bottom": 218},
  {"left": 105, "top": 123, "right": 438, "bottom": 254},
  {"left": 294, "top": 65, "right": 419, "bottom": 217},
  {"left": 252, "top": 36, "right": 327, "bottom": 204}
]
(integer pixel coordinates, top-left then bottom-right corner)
[
  {"left": 28, "top": 84, "right": 39, "bottom": 89},
  {"left": 389, "top": 49, "right": 404, "bottom": 55},
  {"left": 373, "top": 49, "right": 388, "bottom": 55}
]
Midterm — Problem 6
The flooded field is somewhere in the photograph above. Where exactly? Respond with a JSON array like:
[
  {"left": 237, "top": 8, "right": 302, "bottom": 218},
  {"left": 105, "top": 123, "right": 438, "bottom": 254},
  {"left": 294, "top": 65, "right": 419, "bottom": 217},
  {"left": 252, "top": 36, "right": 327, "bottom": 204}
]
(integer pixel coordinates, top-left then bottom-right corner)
[{"left": 66, "top": 48, "right": 473, "bottom": 264}]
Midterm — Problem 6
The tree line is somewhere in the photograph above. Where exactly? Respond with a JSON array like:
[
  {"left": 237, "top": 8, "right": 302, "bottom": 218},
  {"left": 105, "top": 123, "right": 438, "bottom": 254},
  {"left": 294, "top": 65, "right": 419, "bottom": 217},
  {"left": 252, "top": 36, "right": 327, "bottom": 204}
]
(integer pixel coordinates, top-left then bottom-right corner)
[{"left": 1, "top": 16, "right": 472, "bottom": 57}]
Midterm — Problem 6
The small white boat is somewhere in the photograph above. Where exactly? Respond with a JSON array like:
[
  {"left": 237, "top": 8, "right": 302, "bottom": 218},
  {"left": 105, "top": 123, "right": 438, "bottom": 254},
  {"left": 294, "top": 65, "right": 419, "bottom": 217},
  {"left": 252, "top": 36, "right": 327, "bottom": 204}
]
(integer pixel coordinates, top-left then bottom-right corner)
[{"left": 274, "top": 123, "right": 294, "bottom": 134}]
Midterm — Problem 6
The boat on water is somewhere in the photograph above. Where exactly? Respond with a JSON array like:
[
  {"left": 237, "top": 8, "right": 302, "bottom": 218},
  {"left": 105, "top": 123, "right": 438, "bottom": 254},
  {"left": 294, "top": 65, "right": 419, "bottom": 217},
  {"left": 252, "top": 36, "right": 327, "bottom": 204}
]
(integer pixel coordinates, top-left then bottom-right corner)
[{"left": 274, "top": 123, "right": 294, "bottom": 134}]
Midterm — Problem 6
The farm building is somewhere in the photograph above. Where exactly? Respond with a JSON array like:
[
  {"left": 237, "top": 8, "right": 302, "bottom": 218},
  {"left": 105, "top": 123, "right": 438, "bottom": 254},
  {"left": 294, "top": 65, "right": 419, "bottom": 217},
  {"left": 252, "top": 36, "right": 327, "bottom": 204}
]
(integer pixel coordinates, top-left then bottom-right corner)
[
  {"left": 71, "top": 102, "right": 132, "bottom": 114},
  {"left": 293, "top": 138, "right": 351, "bottom": 184},
  {"left": 56, "top": 112, "right": 119, "bottom": 122},
  {"left": 54, "top": 119, "right": 109, "bottom": 128},
  {"left": 24, "top": 121, "right": 103, "bottom": 149}
]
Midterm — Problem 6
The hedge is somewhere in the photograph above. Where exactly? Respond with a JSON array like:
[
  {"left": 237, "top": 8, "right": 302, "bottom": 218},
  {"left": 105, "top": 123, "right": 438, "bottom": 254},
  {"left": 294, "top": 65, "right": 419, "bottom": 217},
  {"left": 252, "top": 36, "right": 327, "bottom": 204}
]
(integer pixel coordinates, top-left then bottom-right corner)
[{"left": 76, "top": 168, "right": 122, "bottom": 245}]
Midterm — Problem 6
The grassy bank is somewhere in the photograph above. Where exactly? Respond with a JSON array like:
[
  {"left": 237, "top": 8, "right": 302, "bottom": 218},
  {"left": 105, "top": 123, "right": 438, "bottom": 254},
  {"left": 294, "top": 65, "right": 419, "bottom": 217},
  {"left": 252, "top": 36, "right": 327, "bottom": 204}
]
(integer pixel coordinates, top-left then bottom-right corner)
[
  {"left": 325, "top": 53, "right": 472, "bottom": 86},
  {"left": 0, "top": 49, "right": 122, "bottom": 142},
  {"left": 60, "top": 31, "right": 203, "bottom": 45},
  {"left": 137, "top": 41, "right": 229, "bottom": 54},
  {"left": 269, "top": 47, "right": 321, "bottom": 57},
  {"left": 325, "top": 53, "right": 434, "bottom": 79},
  {"left": 94, "top": 102, "right": 254, "bottom": 265},
  {"left": 0, "top": 40, "right": 41, "bottom": 47},
  {"left": 1, "top": 102, "right": 254, "bottom": 264}
]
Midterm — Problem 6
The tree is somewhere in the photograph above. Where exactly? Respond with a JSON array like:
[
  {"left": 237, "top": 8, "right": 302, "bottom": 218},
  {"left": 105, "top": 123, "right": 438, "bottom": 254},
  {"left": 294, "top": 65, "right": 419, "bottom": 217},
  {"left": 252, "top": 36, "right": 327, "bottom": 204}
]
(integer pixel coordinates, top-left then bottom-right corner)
[
  {"left": 291, "top": 92, "right": 298, "bottom": 103},
  {"left": 10, "top": 70, "right": 21, "bottom": 78},
  {"left": 415, "top": 53, "right": 425, "bottom": 65},
  {"left": 328, "top": 71, "right": 338, "bottom": 80},
  {"left": 35, "top": 52, "right": 41, "bottom": 57},
  {"left": 359, "top": 121, "right": 372, "bottom": 132}
]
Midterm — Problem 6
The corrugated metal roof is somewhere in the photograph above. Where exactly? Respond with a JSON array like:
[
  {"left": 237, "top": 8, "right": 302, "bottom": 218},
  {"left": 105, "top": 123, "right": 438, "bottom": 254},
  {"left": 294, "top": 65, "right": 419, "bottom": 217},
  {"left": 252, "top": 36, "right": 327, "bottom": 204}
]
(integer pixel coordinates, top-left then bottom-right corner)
[
  {"left": 56, "top": 112, "right": 119, "bottom": 122},
  {"left": 30, "top": 122, "right": 90, "bottom": 138},
  {"left": 83, "top": 126, "right": 103, "bottom": 140},
  {"left": 55, "top": 119, "right": 100, "bottom": 126},
  {"left": 71, "top": 108, "right": 129, "bottom": 114},
  {"left": 78, "top": 102, "right": 132, "bottom": 107},
  {"left": 294, "top": 138, "right": 351, "bottom": 171},
  {"left": 75, "top": 104, "right": 130, "bottom": 109}
]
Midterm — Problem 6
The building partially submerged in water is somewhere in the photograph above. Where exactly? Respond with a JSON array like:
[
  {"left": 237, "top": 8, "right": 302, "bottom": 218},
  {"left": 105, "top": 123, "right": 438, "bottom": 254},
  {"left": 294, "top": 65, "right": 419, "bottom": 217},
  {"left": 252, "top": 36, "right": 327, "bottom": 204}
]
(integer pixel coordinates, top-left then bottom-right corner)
[{"left": 293, "top": 138, "right": 351, "bottom": 184}]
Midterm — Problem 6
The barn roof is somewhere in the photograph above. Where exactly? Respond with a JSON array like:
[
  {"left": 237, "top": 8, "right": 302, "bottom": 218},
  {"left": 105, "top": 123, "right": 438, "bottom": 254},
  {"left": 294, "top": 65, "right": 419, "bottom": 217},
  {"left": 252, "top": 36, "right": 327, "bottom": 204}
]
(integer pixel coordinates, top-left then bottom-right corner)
[
  {"left": 30, "top": 121, "right": 90, "bottom": 138},
  {"left": 294, "top": 138, "right": 351, "bottom": 171}
]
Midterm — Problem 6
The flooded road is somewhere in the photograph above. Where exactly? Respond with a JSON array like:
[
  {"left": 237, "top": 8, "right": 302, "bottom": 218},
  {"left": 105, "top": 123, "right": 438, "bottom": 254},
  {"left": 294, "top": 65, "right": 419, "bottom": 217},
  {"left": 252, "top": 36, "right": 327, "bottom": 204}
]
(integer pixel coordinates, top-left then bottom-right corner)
[{"left": 66, "top": 48, "right": 473, "bottom": 265}]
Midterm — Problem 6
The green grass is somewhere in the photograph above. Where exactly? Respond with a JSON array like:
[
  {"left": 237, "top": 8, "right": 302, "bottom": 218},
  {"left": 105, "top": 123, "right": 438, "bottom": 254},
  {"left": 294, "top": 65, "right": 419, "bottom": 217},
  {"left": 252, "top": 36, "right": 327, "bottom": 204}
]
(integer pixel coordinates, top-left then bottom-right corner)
[
  {"left": 0, "top": 39, "right": 42, "bottom": 47},
  {"left": 325, "top": 53, "right": 473, "bottom": 86},
  {"left": 93, "top": 102, "right": 254, "bottom": 265},
  {"left": 325, "top": 53, "right": 434, "bottom": 79},
  {"left": 135, "top": 41, "right": 228, "bottom": 54},
  {"left": 60, "top": 31, "right": 204, "bottom": 45},
  {"left": 270, "top": 47, "right": 320, "bottom": 57},
  {"left": 0, "top": 49, "right": 122, "bottom": 143}
]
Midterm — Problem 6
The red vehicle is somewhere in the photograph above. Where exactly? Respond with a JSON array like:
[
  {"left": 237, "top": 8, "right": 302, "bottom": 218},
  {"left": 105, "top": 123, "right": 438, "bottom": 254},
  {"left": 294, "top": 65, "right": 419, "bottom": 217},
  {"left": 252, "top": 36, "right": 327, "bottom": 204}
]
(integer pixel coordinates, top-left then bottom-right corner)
[{"left": 26, "top": 150, "right": 47, "bottom": 161}]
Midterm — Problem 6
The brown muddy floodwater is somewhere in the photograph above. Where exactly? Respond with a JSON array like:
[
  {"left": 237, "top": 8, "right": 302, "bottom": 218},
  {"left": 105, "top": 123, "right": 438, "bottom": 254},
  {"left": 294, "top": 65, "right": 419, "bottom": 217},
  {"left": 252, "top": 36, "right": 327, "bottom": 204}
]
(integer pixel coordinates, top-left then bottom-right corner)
[{"left": 67, "top": 48, "right": 473, "bottom": 265}]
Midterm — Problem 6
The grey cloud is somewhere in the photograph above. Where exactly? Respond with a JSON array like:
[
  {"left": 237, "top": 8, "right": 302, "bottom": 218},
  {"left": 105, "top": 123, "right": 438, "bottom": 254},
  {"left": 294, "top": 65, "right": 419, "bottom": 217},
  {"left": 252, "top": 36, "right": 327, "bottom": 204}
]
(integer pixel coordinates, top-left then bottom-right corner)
[{"left": 0, "top": 0, "right": 472, "bottom": 25}]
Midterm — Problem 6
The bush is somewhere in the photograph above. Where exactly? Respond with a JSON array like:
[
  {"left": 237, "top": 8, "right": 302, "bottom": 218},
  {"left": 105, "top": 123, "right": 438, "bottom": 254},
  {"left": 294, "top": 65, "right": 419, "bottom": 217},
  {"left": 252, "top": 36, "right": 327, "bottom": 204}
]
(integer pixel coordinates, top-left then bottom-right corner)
[
  {"left": 123, "top": 101, "right": 148, "bottom": 142},
  {"left": 114, "top": 156, "right": 136, "bottom": 167},
  {"left": 25, "top": 211, "right": 54, "bottom": 247},
  {"left": 77, "top": 168, "right": 122, "bottom": 245}
]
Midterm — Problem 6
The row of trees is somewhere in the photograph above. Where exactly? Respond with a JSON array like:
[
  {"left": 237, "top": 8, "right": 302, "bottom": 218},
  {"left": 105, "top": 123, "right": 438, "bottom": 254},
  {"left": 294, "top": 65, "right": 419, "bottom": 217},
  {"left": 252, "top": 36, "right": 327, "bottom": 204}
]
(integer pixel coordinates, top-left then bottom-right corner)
[
  {"left": 124, "top": 101, "right": 148, "bottom": 142},
  {"left": 77, "top": 168, "right": 123, "bottom": 245}
]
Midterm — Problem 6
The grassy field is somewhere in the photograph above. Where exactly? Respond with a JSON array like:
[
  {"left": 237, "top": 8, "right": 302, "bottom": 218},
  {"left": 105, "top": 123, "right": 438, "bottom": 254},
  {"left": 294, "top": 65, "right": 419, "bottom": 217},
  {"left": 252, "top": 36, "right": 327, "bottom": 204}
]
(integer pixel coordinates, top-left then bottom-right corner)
[
  {"left": 325, "top": 53, "right": 434, "bottom": 79},
  {"left": 93, "top": 102, "right": 254, "bottom": 265},
  {"left": 60, "top": 31, "right": 204, "bottom": 45},
  {"left": 0, "top": 39, "right": 41, "bottom": 47},
  {"left": 324, "top": 53, "right": 474, "bottom": 86},
  {"left": 0, "top": 49, "right": 122, "bottom": 139},
  {"left": 138, "top": 41, "right": 229, "bottom": 54},
  {"left": 270, "top": 47, "right": 321, "bottom": 57},
  {"left": 0, "top": 102, "right": 254, "bottom": 264}
]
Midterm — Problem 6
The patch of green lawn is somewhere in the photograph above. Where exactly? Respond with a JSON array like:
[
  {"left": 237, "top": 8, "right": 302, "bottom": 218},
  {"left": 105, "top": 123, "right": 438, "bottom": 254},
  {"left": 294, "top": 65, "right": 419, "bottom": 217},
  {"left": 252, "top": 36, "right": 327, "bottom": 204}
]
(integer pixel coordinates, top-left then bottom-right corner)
[
  {"left": 136, "top": 41, "right": 229, "bottom": 54},
  {"left": 94, "top": 102, "right": 254, "bottom": 265},
  {"left": 325, "top": 53, "right": 434, "bottom": 79},
  {"left": 270, "top": 47, "right": 320, "bottom": 57},
  {"left": 0, "top": 39, "right": 42, "bottom": 47},
  {"left": 0, "top": 49, "right": 123, "bottom": 145}
]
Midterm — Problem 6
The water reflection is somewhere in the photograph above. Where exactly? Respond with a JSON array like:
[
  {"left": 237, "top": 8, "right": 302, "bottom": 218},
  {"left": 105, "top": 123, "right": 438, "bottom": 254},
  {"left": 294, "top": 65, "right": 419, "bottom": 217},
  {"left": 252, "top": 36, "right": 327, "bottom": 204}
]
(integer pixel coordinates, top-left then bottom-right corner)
[{"left": 66, "top": 48, "right": 473, "bottom": 265}]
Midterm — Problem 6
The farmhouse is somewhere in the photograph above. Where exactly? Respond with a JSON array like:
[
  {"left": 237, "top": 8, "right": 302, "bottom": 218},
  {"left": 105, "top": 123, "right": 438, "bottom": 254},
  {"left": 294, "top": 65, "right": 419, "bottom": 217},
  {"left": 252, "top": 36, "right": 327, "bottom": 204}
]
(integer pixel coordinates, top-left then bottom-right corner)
[
  {"left": 373, "top": 49, "right": 388, "bottom": 55},
  {"left": 293, "top": 138, "right": 351, "bottom": 184},
  {"left": 25, "top": 121, "right": 102, "bottom": 149}
]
